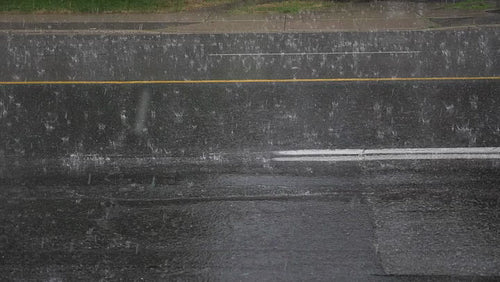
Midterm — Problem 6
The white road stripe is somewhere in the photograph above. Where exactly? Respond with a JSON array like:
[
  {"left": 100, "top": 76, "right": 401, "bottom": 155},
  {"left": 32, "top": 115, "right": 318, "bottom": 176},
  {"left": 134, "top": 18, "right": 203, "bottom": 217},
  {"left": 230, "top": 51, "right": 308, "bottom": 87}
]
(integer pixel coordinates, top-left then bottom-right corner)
[
  {"left": 274, "top": 147, "right": 500, "bottom": 156},
  {"left": 209, "top": 51, "right": 421, "bottom": 57},
  {"left": 272, "top": 147, "right": 500, "bottom": 162},
  {"left": 273, "top": 154, "right": 500, "bottom": 162},
  {"left": 273, "top": 149, "right": 364, "bottom": 156}
]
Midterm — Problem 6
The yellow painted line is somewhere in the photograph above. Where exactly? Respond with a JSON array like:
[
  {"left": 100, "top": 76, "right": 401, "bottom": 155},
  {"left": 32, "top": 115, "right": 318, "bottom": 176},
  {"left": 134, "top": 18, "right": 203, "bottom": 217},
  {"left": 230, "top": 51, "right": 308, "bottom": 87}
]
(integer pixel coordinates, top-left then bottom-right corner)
[{"left": 0, "top": 76, "right": 499, "bottom": 85}]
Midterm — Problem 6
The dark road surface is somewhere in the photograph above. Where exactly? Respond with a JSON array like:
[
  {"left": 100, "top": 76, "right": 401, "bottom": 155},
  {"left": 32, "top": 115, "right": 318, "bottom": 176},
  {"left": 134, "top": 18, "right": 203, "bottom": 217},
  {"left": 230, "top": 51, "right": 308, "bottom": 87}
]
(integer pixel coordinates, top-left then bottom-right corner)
[
  {"left": 1, "top": 27, "right": 500, "bottom": 280},
  {"left": 2, "top": 81, "right": 500, "bottom": 160},
  {"left": 1, "top": 28, "right": 498, "bottom": 81},
  {"left": 1, "top": 168, "right": 500, "bottom": 280}
]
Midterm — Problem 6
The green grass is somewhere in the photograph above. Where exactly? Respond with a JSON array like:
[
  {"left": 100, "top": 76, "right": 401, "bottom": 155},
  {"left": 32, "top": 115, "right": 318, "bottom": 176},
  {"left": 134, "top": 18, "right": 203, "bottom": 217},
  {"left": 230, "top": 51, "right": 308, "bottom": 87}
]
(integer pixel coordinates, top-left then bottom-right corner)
[
  {"left": 448, "top": 0, "right": 494, "bottom": 10},
  {"left": 233, "top": 0, "right": 335, "bottom": 14},
  {"left": 0, "top": 0, "right": 231, "bottom": 13},
  {"left": 0, "top": 0, "right": 338, "bottom": 13}
]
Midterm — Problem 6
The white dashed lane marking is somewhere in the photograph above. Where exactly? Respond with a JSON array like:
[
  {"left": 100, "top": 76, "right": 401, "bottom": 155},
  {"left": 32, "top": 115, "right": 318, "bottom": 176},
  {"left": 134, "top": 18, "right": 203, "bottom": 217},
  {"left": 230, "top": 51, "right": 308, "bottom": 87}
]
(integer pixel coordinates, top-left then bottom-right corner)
[{"left": 272, "top": 147, "right": 500, "bottom": 162}]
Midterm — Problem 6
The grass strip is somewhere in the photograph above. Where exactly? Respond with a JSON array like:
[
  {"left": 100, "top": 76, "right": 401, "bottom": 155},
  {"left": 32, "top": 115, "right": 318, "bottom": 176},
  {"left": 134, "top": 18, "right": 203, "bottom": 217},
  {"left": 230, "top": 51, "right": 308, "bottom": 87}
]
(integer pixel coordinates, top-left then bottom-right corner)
[
  {"left": 233, "top": 0, "right": 335, "bottom": 14},
  {"left": 448, "top": 0, "right": 494, "bottom": 10},
  {"left": 0, "top": 0, "right": 233, "bottom": 13}
]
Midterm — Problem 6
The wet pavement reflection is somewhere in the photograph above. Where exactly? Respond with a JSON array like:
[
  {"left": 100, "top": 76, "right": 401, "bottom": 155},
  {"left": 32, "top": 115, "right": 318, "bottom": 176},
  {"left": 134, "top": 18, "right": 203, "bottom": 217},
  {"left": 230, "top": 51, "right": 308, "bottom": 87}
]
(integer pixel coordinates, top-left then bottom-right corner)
[{"left": 1, "top": 168, "right": 499, "bottom": 280}]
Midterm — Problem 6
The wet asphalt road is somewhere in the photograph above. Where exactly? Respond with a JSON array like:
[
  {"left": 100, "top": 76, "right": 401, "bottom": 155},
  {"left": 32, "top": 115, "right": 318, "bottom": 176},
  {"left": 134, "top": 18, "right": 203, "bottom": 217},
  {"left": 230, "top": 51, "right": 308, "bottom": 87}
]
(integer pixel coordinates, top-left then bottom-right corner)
[
  {"left": 1, "top": 80, "right": 500, "bottom": 171},
  {"left": 1, "top": 28, "right": 499, "bottom": 82},
  {"left": 1, "top": 167, "right": 500, "bottom": 280},
  {"left": 1, "top": 28, "right": 500, "bottom": 280}
]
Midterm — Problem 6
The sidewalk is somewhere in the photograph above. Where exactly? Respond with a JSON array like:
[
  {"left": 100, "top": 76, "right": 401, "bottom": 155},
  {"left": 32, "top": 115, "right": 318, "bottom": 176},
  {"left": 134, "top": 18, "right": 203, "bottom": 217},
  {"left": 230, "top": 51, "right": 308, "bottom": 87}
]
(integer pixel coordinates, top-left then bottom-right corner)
[{"left": 0, "top": 1, "right": 499, "bottom": 33}]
